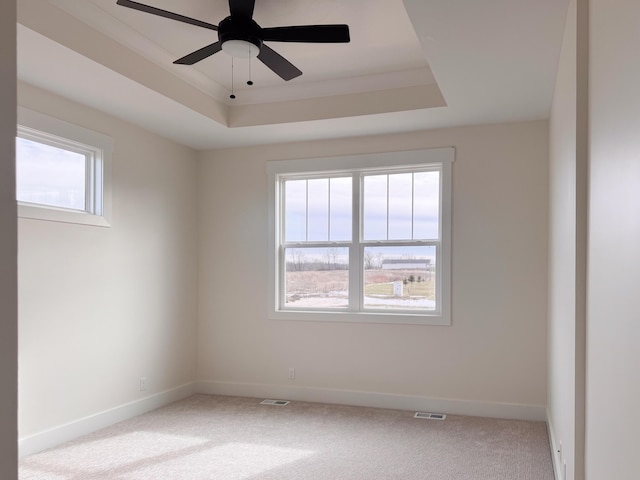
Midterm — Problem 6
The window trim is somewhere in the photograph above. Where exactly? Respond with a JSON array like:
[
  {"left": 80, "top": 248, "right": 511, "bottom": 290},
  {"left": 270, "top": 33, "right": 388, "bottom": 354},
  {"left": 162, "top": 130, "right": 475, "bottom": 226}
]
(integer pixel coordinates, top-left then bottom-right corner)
[
  {"left": 16, "top": 107, "right": 112, "bottom": 227},
  {"left": 267, "top": 147, "right": 454, "bottom": 326}
]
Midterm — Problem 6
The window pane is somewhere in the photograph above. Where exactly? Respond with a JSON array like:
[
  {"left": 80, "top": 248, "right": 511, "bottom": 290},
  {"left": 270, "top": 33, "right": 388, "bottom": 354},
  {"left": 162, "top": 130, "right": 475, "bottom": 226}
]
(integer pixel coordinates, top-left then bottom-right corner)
[
  {"left": 388, "top": 173, "right": 413, "bottom": 240},
  {"left": 329, "top": 177, "right": 351, "bottom": 241},
  {"left": 285, "top": 177, "right": 352, "bottom": 243},
  {"left": 16, "top": 137, "right": 86, "bottom": 210},
  {"left": 413, "top": 171, "right": 440, "bottom": 240},
  {"left": 308, "top": 178, "right": 329, "bottom": 241},
  {"left": 284, "top": 247, "right": 349, "bottom": 308},
  {"left": 284, "top": 180, "right": 307, "bottom": 242},
  {"left": 363, "top": 174, "right": 387, "bottom": 240},
  {"left": 363, "top": 245, "right": 436, "bottom": 311}
]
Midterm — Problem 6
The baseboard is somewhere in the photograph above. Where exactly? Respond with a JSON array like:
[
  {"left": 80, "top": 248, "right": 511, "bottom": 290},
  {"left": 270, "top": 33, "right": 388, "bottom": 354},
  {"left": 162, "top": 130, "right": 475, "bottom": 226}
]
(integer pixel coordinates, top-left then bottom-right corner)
[
  {"left": 19, "top": 382, "right": 196, "bottom": 458},
  {"left": 546, "top": 409, "right": 564, "bottom": 480},
  {"left": 196, "top": 380, "right": 546, "bottom": 422}
]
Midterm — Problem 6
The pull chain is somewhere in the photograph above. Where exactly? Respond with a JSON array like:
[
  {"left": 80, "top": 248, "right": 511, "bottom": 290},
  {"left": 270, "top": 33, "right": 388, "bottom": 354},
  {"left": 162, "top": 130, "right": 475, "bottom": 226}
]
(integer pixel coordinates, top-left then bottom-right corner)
[
  {"left": 229, "top": 57, "right": 236, "bottom": 99},
  {"left": 247, "top": 47, "right": 254, "bottom": 86}
]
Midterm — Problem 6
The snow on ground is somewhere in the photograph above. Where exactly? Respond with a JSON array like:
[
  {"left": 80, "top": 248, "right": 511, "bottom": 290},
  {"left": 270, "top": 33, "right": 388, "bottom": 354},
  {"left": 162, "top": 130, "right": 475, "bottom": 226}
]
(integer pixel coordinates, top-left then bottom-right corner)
[{"left": 286, "top": 295, "right": 435, "bottom": 310}]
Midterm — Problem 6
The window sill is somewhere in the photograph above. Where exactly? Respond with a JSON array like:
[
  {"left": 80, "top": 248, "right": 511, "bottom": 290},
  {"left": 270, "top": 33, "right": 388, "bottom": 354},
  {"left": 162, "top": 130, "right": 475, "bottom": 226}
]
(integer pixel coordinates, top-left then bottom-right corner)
[
  {"left": 18, "top": 203, "right": 111, "bottom": 227},
  {"left": 268, "top": 309, "right": 451, "bottom": 326}
]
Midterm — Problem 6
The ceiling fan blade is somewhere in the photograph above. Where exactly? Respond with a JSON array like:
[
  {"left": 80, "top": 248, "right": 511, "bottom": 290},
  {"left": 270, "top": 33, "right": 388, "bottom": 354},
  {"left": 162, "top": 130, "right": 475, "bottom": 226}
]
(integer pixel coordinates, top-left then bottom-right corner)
[
  {"left": 257, "top": 45, "right": 302, "bottom": 81},
  {"left": 228, "top": 0, "right": 255, "bottom": 19},
  {"left": 262, "top": 25, "right": 350, "bottom": 43},
  {"left": 116, "top": 0, "right": 218, "bottom": 31},
  {"left": 173, "top": 42, "right": 222, "bottom": 65}
]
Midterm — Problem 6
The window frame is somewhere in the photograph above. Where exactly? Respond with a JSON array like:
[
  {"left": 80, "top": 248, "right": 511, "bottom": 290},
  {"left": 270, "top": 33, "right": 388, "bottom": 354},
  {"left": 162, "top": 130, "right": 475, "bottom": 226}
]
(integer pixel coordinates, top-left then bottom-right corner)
[
  {"left": 16, "top": 107, "right": 112, "bottom": 227},
  {"left": 267, "top": 148, "right": 454, "bottom": 326}
]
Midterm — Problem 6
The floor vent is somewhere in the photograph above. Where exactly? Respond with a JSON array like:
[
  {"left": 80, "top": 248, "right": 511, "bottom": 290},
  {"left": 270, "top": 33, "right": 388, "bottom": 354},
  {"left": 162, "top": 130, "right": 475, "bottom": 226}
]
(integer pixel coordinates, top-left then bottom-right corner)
[
  {"left": 260, "top": 399, "right": 290, "bottom": 406},
  {"left": 414, "top": 412, "right": 447, "bottom": 420}
]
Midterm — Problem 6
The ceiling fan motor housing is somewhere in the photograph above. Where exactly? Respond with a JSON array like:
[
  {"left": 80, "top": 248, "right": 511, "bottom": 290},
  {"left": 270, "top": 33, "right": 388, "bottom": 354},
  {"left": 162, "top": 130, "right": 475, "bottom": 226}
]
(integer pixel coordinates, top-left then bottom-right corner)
[
  {"left": 115, "top": 0, "right": 350, "bottom": 80},
  {"left": 218, "top": 16, "right": 263, "bottom": 56}
]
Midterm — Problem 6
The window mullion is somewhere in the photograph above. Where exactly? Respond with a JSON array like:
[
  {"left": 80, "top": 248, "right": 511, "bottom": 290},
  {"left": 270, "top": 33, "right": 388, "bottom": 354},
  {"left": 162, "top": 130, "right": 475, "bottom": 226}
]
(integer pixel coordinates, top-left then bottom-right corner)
[
  {"left": 386, "top": 174, "right": 390, "bottom": 241},
  {"left": 327, "top": 179, "right": 331, "bottom": 241},
  {"left": 411, "top": 172, "right": 415, "bottom": 240},
  {"left": 350, "top": 173, "right": 361, "bottom": 312},
  {"left": 305, "top": 179, "right": 309, "bottom": 242}
]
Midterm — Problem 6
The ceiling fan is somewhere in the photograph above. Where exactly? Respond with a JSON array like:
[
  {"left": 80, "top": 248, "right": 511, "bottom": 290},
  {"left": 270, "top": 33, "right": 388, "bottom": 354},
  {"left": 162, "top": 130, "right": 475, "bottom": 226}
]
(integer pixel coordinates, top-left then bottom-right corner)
[{"left": 116, "top": 0, "right": 351, "bottom": 82}]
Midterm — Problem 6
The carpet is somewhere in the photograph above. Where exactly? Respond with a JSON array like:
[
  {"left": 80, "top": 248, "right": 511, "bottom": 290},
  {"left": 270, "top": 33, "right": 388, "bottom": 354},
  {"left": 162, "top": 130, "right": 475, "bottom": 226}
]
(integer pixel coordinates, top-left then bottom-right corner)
[{"left": 20, "top": 394, "right": 554, "bottom": 479}]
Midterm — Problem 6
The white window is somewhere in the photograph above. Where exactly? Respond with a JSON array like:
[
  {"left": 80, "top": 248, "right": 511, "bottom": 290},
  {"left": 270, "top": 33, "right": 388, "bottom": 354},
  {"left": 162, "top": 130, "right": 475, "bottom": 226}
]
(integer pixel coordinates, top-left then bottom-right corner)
[
  {"left": 16, "top": 107, "right": 112, "bottom": 227},
  {"left": 268, "top": 148, "right": 453, "bottom": 325}
]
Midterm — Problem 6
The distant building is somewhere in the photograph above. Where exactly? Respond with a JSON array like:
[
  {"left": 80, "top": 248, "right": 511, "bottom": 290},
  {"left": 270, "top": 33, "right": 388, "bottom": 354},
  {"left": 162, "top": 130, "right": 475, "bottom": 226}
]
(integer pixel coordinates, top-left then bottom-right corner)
[{"left": 381, "top": 258, "right": 431, "bottom": 270}]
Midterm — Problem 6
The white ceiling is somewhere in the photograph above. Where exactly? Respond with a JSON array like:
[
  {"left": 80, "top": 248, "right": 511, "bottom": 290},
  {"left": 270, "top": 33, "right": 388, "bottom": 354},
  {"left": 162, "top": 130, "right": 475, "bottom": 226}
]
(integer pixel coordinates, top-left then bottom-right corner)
[{"left": 17, "top": 0, "right": 569, "bottom": 150}]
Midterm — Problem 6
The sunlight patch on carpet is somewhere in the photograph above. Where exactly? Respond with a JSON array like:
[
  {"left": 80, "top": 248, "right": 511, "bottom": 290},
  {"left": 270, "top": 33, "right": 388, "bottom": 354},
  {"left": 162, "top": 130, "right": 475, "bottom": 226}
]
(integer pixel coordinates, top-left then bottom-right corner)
[
  {"left": 123, "top": 443, "right": 315, "bottom": 480},
  {"left": 20, "top": 431, "right": 210, "bottom": 477}
]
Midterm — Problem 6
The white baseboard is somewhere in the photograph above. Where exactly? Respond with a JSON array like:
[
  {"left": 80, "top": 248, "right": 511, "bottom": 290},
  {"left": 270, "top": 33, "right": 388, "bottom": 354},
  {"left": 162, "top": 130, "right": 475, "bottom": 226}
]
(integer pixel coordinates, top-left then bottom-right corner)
[
  {"left": 196, "top": 380, "right": 546, "bottom": 422},
  {"left": 546, "top": 410, "right": 563, "bottom": 480},
  {"left": 19, "top": 382, "right": 196, "bottom": 458},
  {"left": 19, "top": 381, "right": 546, "bottom": 459}
]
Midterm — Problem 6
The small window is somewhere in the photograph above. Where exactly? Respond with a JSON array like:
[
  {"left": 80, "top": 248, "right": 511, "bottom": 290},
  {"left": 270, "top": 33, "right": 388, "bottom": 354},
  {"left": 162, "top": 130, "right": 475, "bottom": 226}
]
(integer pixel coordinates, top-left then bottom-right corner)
[
  {"left": 268, "top": 148, "right": 453, "bottom": 325},
  {"left": 16, "top": 107, "right": 112, "bottom": 227}
]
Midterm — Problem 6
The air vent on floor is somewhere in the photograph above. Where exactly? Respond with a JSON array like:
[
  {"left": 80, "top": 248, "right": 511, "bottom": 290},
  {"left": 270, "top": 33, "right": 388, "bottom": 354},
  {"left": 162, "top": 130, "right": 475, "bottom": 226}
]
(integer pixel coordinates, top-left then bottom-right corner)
[
  {"left": 414, "top": 412, "right": 447, "bottom": 420},
  {"left": 260, "top": 399, "right": 290, "bottom": 406}
]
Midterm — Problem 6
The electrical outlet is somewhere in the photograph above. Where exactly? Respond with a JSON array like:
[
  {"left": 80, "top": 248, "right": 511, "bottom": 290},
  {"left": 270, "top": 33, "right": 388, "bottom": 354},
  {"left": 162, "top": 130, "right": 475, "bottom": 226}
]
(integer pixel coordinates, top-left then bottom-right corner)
[
  {"left": 288, "top": 367, "right": 295, "bottom": 380},
  {"left": 140, "top": 376, "right": 147, "bottom": 391}
]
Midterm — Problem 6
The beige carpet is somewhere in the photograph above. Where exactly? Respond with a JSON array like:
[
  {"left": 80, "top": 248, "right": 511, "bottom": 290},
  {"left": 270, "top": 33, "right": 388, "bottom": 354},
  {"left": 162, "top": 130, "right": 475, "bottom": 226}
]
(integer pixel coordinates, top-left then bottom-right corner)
[{"left": 20, "top": 394, "right": 554, "bottom": 479}]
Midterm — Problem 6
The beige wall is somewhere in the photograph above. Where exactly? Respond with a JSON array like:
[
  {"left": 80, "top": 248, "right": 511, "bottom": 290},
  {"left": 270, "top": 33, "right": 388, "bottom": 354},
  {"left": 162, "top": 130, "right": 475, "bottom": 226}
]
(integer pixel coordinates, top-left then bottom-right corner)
[
  {"left": 550, "top": 0, "right": 640, "bottom": 478},
  {"left": 17, "top": 83, "right": 199, "bottom": 438},
  {"left": 547, "top": 0, "right": 587, "bottom": 478},
  {"left": 587, "top": 0, "right": 640, "bottom": 477},
  {"left": 197, "top": 121, "right": 549, "bottom": 414},
  {"left": 0, "top": 1, "right": 18, "bottom": 478}
]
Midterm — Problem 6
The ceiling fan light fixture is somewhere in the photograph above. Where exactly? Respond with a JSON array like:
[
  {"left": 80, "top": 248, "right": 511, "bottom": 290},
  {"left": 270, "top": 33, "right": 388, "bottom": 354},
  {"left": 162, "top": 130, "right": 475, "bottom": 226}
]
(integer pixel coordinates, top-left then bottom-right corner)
[
  {"left": 222, "top": 39, "right": 260, "bottom": 58},
  {"left": 116, "top": 0, "right": 350, "bottom": 81}
]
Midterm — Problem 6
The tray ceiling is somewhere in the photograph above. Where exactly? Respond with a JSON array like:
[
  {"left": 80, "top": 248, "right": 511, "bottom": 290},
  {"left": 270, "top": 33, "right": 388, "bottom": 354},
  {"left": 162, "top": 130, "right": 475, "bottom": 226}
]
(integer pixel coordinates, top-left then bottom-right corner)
[{"left": 17, "top": 0, "right": 569, "bottom": 149}]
